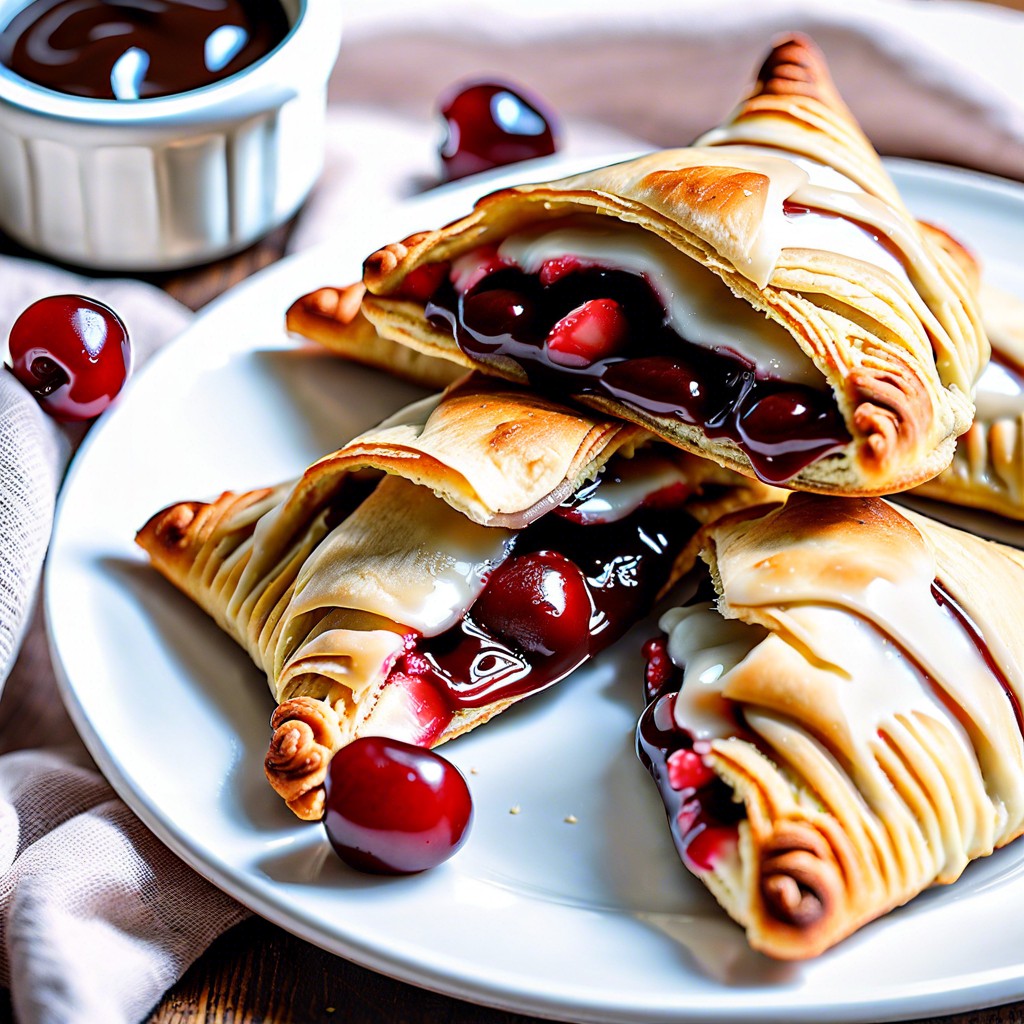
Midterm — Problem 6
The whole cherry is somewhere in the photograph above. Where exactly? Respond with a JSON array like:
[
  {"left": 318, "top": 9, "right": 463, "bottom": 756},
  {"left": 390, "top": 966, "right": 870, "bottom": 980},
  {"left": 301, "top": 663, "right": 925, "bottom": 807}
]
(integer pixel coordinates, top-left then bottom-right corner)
[
  {"left": 473, "top": 550, "right": 592, "bottom": 658},
  {"left": 462, "top": 288, "right": 537, "bottom": 341},
  {"left": 6, "top": 295, "right": 131, "bottom": 422},
  {"left": 323, "top": 736, "right": 473, "bottom": 875},
  {"left": 438, "top": 80, "right": 558, "bottom": 182}
]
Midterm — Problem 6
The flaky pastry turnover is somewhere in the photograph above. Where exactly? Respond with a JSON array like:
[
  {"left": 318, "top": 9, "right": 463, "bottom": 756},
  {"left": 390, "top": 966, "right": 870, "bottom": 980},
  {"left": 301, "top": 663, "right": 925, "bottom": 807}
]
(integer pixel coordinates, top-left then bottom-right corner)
[
  {"left": 136, "top": 374, "right": 774, "bottom": 820},
  {"left": 291, "top": 35, "right": 985, "bottom": 495},
  {"left": 640, "top": 493, "right": 1024, "bottom": 959}
]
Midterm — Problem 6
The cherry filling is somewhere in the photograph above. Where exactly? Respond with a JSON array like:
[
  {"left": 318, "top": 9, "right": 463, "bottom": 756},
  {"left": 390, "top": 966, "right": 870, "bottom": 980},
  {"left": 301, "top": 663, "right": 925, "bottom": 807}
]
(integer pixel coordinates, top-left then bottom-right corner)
[
  {"left": 637, "top": 579, "right": 1018, "bottom": 878},
  {"left": 636, "top": 636, "right": 745, "bottom": 874},
  {"left": 384, "top": 474, "right": 698, "bottom": 746},
  {"left": 424, "top": 259, "right": 849, "bottom": 484}
]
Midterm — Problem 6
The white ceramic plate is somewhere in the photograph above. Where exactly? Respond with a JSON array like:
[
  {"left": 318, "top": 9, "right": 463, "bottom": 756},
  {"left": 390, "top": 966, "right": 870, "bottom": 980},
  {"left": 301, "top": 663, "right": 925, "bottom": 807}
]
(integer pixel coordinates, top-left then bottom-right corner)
[{"left": 47, "top": 157, "right": 1024, "bottom": 1023}]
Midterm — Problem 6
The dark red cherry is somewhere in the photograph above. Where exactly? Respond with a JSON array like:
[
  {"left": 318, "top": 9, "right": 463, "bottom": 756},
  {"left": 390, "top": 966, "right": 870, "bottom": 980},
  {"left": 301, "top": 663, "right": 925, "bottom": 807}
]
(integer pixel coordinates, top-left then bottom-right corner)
[
  {"left": 738, "top": 389, "right": 832, "bottom": 448},
  {"left": 6, "top": 295, "right": 130, "bottom": 422},
  {"left": 438, "top": 80, "right": 558, "bottom": 181},
  {"left": 546, "top": 298, "right": 628, "bottom": 367},
  {"left": 323, "top": 737, "right": 473, "bottom": 875},
  {"left": 462, "top": 288, "right": 536, "bottom": 340},
  {"left": 398, "top": 262, "right": 450, "bottom": 304},
  {"left": 473, "top": 551, "right": 592, "bottom": 657}
]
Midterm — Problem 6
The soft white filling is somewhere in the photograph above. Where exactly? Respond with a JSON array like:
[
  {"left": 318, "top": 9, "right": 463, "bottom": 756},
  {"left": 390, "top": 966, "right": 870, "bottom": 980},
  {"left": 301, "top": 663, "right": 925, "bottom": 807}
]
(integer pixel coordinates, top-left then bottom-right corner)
[{"left": 498, "top": 216, "right": 823, "bottom": 386}]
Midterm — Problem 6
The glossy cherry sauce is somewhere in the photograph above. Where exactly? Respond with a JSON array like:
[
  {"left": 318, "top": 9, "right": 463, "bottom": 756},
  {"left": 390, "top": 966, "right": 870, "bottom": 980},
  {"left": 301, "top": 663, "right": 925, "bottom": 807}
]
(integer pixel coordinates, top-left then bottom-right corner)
[
  {"left": 425, "top": 263, "right": 849, "bottom": 484},
  {"left": 636, "top": 631, "right": 746, "bottom": 874},
  {"left": 0, "top": 0, "right": 289, "bottom": 100},
  {"left": 385, "top": 467, "right": 699, "bottom": 746}
]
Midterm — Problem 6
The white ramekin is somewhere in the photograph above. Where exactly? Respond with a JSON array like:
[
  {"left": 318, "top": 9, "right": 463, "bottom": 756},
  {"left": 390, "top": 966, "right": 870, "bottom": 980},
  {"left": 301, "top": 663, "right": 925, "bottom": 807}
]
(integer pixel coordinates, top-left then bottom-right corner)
[{"left": 0, "top": 0, "right": 342, "bottom": 270}]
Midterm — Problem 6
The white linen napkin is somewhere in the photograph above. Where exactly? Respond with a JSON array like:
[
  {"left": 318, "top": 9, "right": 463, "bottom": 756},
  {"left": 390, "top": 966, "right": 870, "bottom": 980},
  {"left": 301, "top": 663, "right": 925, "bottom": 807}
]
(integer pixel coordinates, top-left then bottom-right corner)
[{"left": 3, "top": 2, "right": 1024, "bottom": 1022}]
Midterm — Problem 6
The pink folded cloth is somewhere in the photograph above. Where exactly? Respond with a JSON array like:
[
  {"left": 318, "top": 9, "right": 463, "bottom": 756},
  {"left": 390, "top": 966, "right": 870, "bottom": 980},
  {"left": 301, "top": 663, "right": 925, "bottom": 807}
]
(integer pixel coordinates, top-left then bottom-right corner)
[{"left": 3, "top": 2, "right": 1024, "bottom": 1021}]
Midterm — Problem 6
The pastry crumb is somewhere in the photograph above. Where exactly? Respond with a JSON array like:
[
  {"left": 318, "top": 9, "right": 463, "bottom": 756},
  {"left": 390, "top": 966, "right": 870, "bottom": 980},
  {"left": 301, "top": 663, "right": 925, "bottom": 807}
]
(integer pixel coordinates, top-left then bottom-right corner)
[
  {"left": 564, "top": 814, "right": 578, "bottom": 824},
  {"left": 509, "top": 804, "right": 521, "bottom": 815},
  {"left": 470, "top": 767, "right": 479, "bottom": 774}
]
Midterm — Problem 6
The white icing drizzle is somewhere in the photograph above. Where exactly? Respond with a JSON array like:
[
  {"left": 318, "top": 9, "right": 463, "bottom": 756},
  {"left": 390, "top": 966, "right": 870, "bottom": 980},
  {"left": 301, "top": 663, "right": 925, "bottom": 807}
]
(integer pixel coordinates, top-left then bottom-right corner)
[
  {"left": 633, "top": 144, "right": 934, "bottom": 305},
  {"left": 662, "top": 549, "right": 1017, "bottom": 806},
  {"left": 706, "top": 142, "right": 907, "bottom": 276},
  {"left": 660, "top": 593, "right": 984, "bottom": 779},
  {"left": 729, "top": 146, "right": 862, "bottom": 193},
  {"left": 974, "top": 358, "right": 1024, "bottom": 422},
  {"left": 290, "top": 477, "right": 515, "bottom": 636},
  {"left": 660, "top": 602, "right": 766, "bottom": 741},
  {"left": 498, "top": 216, "right": 822, "bottom": 386},
  {"left": 566, "top": 450, "right": 693, "bottom": 524},
  {"left": 772, "top": 602, "right": 970, "bottom": 748}
]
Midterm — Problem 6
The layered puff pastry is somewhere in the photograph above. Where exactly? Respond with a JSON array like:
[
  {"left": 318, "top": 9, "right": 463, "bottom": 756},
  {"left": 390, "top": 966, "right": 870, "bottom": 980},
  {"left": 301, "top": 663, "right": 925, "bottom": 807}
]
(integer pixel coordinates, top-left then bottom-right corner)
[
  {"left": 639, "top": 493, "right": 1024, "bottom": 960},
  {"left": 913, "top": 283, "right": 1024, "bottom": 519},
  {"left": 136, "top": 374, "right": 774, "bottom": 820},
  {"left": 291, "top": 35, "right": 985, "bottom": 496}
]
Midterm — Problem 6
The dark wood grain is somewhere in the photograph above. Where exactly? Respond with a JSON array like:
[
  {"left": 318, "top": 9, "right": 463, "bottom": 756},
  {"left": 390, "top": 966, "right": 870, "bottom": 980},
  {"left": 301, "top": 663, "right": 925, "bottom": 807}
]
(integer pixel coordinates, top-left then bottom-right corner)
[{"left": 144, "top": 918, "right": 543, "bottom": 1024}]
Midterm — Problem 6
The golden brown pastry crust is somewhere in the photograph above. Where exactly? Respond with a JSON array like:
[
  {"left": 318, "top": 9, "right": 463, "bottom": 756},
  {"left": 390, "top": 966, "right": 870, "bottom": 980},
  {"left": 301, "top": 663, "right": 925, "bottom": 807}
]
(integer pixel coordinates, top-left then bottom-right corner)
[
  {"left": 286, "top": 284, "right": 464, "bottom": 390},
  {"left": 304, "top": 35, "right": 985, "bottom": 497},
  {"left": 138, "top": 376, "right": 774, "bottom": 819},
  {"left": 658, "top": 494, "right": 1024, "bottom": 958},
  {"left": 914, "top": 284, "right": 1024, "bottom": 519}
]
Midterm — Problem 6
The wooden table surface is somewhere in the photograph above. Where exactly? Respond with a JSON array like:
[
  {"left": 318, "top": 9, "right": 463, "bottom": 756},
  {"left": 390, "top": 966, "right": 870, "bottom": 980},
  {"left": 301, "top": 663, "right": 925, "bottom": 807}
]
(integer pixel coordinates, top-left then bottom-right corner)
[{"left": 4, "top": 3, "right": 1024, "bottom": 1013}]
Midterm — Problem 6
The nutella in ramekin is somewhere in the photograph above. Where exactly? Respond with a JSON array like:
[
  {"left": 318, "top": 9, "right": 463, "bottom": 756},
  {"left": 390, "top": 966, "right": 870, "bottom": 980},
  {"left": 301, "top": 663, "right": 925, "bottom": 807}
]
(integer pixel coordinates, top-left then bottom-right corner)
[{"left": 0, "top": 0, "right": 342, "bottom": 270}]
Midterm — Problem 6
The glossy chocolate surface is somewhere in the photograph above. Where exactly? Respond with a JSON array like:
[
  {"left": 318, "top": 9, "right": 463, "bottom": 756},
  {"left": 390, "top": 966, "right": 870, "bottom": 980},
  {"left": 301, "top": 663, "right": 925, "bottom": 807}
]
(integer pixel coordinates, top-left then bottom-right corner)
[{"left": 1, "top": 0, "right": 289, "bottom": 100}]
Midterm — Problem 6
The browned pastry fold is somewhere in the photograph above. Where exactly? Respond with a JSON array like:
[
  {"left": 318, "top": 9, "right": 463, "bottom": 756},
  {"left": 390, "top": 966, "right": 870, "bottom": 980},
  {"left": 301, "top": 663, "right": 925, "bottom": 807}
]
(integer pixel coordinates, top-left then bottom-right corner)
[
  {"left": 645, "top": 493, "right": 1024, "bottom": 959},
  {"left": 292, "top": 35, "right": 985, "bottom": 497},
  {"left": 287, "top": 283, "right": 463, "bottom": 391},
  {"left": 137, "top": 373, "right": 776, "bottom": 819}
]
